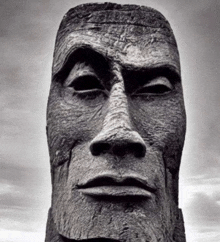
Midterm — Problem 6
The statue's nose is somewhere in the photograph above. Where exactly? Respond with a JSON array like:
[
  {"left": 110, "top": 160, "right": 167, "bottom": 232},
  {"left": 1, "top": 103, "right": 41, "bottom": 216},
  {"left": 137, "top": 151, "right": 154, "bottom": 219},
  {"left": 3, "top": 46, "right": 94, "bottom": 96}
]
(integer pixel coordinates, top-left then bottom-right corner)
[{"left": 89, "top": 82, "right": 146, "bottom": 158}]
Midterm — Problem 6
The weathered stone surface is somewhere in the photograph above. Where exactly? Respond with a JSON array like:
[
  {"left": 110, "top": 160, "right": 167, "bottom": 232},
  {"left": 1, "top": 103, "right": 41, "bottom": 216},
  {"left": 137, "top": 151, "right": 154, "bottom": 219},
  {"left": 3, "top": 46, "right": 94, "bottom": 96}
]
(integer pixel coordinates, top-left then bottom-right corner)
[{"left": 46, "top": 2, "right": 186, "bottom": 241}]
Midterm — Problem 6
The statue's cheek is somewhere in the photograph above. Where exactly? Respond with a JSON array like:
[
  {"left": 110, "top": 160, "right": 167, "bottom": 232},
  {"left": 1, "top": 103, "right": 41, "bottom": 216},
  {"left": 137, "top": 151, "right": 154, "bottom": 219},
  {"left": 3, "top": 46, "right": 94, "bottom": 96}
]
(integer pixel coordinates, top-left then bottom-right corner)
[
  {"left": 130, "top": 89, "right": 185, "bottom": 147},
  {"left": 47, "top": 90, "right": 107, "bottom": 168}
]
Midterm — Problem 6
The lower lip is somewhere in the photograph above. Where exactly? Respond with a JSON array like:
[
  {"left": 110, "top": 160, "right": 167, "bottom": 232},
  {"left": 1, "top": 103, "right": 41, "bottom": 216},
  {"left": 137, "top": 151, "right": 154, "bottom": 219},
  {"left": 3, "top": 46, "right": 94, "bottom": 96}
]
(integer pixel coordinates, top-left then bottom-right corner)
[{"left": 78, "top": 186, "right": 153, "bottom": 198}]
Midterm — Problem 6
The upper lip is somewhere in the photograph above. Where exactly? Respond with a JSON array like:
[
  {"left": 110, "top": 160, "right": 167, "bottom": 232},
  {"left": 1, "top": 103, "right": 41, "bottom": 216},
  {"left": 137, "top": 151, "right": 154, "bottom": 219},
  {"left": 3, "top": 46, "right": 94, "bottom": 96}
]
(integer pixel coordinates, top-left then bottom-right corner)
[{"left": 76, "top": 174, "right": 156, "bottom": 194}]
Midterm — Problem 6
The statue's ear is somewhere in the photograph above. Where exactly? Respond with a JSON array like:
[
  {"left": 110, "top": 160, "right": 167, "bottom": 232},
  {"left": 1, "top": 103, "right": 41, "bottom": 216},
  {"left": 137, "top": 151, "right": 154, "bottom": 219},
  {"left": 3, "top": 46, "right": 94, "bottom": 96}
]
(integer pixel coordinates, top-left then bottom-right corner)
[{"left": 173, "top": 209, "right": 186, "bottom": 242}]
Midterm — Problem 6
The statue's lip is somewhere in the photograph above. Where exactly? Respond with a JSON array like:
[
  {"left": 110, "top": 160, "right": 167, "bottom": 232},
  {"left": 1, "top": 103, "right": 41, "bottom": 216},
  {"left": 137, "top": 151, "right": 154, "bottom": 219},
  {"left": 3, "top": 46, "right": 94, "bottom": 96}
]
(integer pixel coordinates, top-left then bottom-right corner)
[{"left": 76, "top": 174, "right": 156, "bottom": 198}]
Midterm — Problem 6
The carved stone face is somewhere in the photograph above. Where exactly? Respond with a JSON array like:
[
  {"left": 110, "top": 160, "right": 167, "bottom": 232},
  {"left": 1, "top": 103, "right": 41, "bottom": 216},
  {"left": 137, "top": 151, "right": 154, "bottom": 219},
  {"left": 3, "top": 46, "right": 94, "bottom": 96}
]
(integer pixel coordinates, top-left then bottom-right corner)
[{"left": 47, "top": 3, "right": 186, "bottom": 241}]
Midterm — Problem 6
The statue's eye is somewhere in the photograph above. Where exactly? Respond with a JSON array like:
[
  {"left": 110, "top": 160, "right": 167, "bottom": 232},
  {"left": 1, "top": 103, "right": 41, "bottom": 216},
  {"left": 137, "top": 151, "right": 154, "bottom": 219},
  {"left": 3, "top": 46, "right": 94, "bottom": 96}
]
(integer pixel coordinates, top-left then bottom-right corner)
[
  {"left": 69, "top": 75, "right": 105, "bottom": 93},
  {"left": 64, "top": 62, "right": 107, "bottom": 98},
  {"left": 134, "top": 77, "right": 173, "bottom": 95},
  {"left": 67, "top": 75, "right": 108, "bottom": 100}
]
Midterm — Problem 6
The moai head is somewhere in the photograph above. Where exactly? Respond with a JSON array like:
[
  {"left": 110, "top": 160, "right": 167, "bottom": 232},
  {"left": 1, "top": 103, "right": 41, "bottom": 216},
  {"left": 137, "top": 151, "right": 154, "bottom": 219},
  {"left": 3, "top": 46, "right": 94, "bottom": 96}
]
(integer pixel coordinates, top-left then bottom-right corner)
[{"left": 46, "top": 3, "right": 186, "bottom": 242}]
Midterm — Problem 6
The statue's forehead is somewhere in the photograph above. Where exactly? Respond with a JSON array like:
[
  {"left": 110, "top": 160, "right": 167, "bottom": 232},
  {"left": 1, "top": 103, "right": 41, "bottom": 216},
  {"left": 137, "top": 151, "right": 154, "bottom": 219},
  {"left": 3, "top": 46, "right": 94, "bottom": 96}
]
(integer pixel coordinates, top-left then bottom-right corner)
[
  {"left": 52, "top": 29, "right": 180, "bottom": 77},
  {"left": 58, "top": 3, "right": 175, "bottom": 39},
  {"left": 52, "top": 3, "right": 180, "bottom": 76}
]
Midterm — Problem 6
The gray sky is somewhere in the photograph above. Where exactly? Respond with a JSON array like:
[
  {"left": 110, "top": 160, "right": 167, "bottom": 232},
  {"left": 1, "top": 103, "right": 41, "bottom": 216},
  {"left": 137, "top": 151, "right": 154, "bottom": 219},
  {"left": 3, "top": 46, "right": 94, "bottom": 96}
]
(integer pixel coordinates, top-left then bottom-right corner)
[{"left": 1, "top": 0, "right": 220, "bottom": 241}]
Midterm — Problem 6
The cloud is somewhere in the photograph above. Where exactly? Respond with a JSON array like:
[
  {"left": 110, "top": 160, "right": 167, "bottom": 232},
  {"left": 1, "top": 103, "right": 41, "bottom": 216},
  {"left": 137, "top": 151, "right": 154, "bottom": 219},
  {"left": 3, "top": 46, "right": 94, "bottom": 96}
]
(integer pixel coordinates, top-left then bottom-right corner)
[
  {"left": 0, "top": 162, "right": 50, "bottom": 236},
  {"left": 0, "top": 161, "right": 50, "bottom": 205},
  {"left": 187, "top": 192, "right": 220, "bottom": 225},
  {"left": 0, "top": 230, "right": 45, "bottom": 242},
  {"left": 183, "top": 192, "right": 220, "bottom": 242}
]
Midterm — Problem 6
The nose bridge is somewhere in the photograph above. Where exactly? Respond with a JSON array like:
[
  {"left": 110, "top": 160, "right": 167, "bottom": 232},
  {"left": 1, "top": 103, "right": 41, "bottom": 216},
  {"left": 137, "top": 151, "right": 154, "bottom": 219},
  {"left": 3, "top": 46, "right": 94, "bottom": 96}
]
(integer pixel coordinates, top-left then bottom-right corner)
[
  {"left": 103, "top": 80, "right": 131, "bottom": 132},
  {"left": 90, "top": 71, "right": 146, "bottom": 157}
]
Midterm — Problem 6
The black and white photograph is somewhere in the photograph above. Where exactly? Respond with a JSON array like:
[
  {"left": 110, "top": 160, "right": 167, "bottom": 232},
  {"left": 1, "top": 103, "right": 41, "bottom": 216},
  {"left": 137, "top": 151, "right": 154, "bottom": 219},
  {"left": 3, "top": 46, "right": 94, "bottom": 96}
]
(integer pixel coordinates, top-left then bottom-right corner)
[{"left": 1, "top": 0, "right": 220, "bottom": 241}]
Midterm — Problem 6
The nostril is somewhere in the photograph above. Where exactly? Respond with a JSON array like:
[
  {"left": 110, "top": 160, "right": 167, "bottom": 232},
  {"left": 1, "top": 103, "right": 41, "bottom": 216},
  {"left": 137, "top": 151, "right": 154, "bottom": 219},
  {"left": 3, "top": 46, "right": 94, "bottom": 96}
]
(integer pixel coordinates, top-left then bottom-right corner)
[
  {"left": 128, "top": 142, "right": 146, "bottom": 158},
  {"left": 90, "top": 140, "right": 146, "bottom": 158},
  {"left": 112, "top": 143, "right": 146, "bottom": 157},
  {"left": 90, "top": 142, "right": 111, "bottom": 156}
]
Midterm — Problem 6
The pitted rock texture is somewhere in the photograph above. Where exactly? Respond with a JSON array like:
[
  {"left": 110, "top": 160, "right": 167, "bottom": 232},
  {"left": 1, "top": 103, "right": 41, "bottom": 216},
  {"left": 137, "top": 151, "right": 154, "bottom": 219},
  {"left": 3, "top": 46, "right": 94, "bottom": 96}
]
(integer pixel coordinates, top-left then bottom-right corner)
[{"left": 45, "top": 2, "right": 186, "bottom": 242}]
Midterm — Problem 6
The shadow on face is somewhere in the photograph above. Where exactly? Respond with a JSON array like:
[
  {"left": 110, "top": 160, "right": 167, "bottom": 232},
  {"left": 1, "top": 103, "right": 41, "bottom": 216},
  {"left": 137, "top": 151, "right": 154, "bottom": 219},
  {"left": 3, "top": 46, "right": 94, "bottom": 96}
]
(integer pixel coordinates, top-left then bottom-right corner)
[{"left": 62, "top": 237, "right": 120, "bottom": 242}]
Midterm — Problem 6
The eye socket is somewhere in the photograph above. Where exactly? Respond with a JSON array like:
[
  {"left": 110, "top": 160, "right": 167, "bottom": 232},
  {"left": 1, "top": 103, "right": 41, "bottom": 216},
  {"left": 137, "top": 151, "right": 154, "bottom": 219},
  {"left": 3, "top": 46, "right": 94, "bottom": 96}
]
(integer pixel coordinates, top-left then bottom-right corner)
[
  {"left": 133, "top": 77, "right": 173, "bottom": 96},
  {"left": 68, "top": 75, "right": 105, "bottom": 93}
]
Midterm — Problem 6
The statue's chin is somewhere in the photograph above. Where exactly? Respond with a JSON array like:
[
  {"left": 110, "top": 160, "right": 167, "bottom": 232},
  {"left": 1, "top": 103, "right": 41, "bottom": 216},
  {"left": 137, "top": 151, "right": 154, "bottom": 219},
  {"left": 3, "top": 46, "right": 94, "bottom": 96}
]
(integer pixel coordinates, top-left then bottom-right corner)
[{"left": 52, "top": 191, "right": 174, "bottom": 242}]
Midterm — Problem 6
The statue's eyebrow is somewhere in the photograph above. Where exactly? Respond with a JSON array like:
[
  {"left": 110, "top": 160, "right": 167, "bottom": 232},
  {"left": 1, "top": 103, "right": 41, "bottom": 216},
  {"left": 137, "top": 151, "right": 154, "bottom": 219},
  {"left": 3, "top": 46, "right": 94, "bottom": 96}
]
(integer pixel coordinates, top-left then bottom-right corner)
[
  {"left": 54, "top": 47, "right": 181, "bottom": 89},
  {"left": 122, "top": 65, "right": 181, "bottom": 93},
  {"left": 122, "top": 65, "right": 181, "bottom": 82},
  {"left": 54, "top": 47, "right": 110, "bottom": 82}
]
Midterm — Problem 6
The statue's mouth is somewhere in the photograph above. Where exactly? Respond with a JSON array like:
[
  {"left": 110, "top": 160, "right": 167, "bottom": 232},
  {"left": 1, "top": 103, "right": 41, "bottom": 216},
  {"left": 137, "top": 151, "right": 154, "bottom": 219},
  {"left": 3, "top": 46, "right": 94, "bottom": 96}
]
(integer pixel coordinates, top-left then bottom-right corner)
[{"left": 76, "top": 174, "right": 156, "bottom": 198}]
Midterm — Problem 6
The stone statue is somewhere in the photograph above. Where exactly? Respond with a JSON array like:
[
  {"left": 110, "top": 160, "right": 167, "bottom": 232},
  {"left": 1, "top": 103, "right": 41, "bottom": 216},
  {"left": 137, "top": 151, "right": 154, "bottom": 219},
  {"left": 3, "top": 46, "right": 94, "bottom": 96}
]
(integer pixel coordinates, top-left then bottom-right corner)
[{"left": 45, "top": 2, "right": 186, "bottom": 241}]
